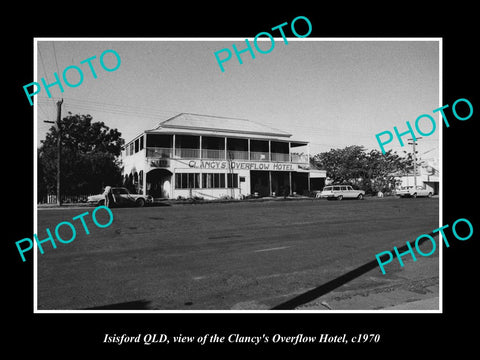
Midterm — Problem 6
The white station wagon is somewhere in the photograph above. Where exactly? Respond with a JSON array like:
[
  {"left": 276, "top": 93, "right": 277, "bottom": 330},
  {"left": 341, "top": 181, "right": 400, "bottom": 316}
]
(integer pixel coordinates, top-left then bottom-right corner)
[{"left": 317, "top": 185, "right": 365, "bottom": 200}]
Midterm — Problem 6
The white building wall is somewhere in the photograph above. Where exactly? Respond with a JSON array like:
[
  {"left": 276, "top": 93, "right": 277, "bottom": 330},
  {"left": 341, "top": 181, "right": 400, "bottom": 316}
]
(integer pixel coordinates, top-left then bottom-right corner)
[
  {"left": 122, "top": 136, "right": 324, "bottom": 200},
  {"left": 122, "top": 148, "right": 146, "bottom": 175},
  {"left": 172, "top": 167, "right": 250, "bottom": 200},
  {"left": 174, "top": 188, "right": 242, "bottom": 200}
]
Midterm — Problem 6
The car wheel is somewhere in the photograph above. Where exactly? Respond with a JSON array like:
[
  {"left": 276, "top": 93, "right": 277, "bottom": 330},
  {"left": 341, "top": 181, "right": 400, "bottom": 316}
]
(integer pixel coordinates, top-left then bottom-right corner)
[
  {"left": 428, "top": 192, "right": 432, "bottom": 198},
  {"left": 357, "top": 194, "right": 364, "bottom": 200},
  {"left": 136, "top": 198, "right": 145, "bottom": 207},
  {"left": 337, "top": 195, "right": 343, "bottom": 201},
  {"left": 412, "top": 193, "right": 417, "bottom": 198}
]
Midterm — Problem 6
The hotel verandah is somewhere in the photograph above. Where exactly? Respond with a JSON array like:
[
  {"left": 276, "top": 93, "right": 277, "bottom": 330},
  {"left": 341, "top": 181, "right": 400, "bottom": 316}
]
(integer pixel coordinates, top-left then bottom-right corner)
[{"left": 122, "top": 113, "right": 326, "bottom": 200}]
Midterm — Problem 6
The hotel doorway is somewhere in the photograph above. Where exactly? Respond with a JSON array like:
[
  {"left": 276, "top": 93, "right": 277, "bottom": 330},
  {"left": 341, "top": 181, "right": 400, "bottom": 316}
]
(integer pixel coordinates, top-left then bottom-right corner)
[
  {"left": 146, "top": 169, "right": 172, "bottom": 198},
  {"left": 250, "top": 171, "right": 270, "bottom": 197}
]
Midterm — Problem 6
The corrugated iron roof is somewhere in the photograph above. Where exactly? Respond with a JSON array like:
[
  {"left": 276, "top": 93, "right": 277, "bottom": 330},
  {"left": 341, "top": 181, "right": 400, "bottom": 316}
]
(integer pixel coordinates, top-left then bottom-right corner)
[{"left": 152, "top": 113, "right": 292, "bottom": 138}]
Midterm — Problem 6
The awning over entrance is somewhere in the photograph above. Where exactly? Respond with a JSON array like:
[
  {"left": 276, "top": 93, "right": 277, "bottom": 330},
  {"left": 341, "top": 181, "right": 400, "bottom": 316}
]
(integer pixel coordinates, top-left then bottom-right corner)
[{"left": 299, "top": 169, "right": 327, "bottom": 178}]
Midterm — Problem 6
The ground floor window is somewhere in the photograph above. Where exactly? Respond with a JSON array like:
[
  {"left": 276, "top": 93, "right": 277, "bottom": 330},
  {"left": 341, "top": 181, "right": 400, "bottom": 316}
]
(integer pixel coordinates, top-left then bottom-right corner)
[
  {"left": 227, "top": 173, "right": 238, "bottom": 188},
  {"left": 173, "top": 172, "right": 240, "bottom": 190},
  {"left": 175, "top": 173, "right": 200, "bottom": 189},
  {"left": 176, "top": 172, "right": 232, "bottom": 189},
  {"left": 202, "top": 173, "right": 225, "bottom": 188}
]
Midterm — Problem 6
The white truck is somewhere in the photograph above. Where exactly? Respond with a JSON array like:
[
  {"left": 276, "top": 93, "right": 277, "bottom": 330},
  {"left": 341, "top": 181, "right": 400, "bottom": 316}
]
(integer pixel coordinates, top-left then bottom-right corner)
[{"left": 395, "top": 185, "right": 433, "bottom": 198}]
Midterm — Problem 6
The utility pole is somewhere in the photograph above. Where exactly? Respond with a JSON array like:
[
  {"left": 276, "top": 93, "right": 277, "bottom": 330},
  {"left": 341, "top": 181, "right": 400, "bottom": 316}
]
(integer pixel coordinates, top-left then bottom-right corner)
[
  {"left": 408, "top": 137, "right": 422, "bottom": 189},
  {"left": 43, "top": 99, "right": 63, "bottom": 205},
  {"left": 56, "top": 99, "right": 63, "bottom": 206}
]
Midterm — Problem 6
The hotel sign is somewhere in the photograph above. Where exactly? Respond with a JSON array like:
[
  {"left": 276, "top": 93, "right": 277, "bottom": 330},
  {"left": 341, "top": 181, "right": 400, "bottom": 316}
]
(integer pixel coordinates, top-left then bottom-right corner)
[
  {"left": 150, "top": 159, "right": 170, "bottom": 168},
  {"left": 187, "top": 160, "right": 298, "bottom": 171}
]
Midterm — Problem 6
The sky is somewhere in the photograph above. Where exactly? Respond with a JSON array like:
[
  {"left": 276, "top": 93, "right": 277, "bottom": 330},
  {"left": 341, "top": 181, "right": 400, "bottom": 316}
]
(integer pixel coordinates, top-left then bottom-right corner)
[{"left": 35, "top": 38, "right": 440, "bottom": 165}]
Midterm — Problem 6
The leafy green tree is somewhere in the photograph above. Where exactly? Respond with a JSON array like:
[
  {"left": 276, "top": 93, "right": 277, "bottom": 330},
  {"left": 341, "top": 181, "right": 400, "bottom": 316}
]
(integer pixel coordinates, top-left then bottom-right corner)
[{"left": 38, "top": 113, "right": 125, "bottom": 196}]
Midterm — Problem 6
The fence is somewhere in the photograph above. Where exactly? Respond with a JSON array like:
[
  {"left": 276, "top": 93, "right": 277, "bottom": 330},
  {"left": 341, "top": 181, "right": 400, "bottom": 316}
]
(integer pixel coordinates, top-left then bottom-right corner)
[{"left": 38, "top": 194, "right": 94, "bottom": 204}]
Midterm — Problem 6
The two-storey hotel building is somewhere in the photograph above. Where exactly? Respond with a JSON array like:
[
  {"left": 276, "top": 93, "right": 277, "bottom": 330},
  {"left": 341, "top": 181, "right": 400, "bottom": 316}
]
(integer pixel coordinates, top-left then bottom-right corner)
[{"left": 122, "top": 113, "right": 326, "bottom": 199}]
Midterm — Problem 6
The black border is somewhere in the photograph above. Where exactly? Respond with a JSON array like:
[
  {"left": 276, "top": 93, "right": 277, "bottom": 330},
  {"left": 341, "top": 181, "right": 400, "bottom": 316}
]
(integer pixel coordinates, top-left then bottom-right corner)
[{"left": 6, "top": 5, "right": 478, "bottom": 354}]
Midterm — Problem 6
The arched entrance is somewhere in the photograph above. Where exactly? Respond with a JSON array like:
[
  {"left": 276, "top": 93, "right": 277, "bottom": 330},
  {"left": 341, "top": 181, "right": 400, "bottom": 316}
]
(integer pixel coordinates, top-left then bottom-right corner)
[{"left": 146, "top": 169, "right": 172, "bottom": 199}]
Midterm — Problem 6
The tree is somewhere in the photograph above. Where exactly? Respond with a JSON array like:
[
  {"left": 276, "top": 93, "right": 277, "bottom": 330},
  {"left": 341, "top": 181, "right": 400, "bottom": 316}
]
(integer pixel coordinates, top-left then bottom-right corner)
[
  {"left": 312, "top": 146, "right": 413, "bottom": 194},
  {"left": 38, "top": 113, "right": 125, "bottom": 196},
  {"left": 363, "top": 149, "right": 414, "bottom": 193},
  {"left": 312, "top": 145, "right": 367, "bottom": 185}
]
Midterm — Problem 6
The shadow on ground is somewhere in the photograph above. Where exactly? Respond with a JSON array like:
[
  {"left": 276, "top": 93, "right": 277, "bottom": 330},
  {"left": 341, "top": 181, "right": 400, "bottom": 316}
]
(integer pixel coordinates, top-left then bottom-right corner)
[{"left": 84, "top": 300, "right": 151, "bottom": 310}]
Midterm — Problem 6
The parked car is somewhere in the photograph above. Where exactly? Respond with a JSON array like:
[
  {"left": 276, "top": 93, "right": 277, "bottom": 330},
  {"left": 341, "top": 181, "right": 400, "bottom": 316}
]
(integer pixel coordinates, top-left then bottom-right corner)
[
  {"left": 395, "top": 186, "right": 433, "bottom": 198},
  {"left": 317, "top": 185, "right": 365, "bottom": 200},
  {"left": 88, "top": 187, "right": 153, "bottom": 207}
]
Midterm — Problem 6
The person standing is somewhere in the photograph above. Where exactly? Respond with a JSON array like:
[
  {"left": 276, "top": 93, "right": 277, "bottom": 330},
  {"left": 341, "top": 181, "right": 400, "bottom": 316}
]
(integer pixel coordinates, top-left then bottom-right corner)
[{"left": 103, "top": 185, "right": 112, "bottom": 208}]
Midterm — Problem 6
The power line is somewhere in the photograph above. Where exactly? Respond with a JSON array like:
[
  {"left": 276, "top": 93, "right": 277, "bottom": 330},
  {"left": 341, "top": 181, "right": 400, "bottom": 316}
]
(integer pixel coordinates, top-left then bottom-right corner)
[
  {"left": 58, "top": 101, "right": 396, "bottom": 139},
  {"left": 37, "top": 103, "right": 53, "bottom": 121},
  {"left": 54, "top": 97, "right": 180, "bottom": 121},
  {"left": 49, "top": 97, "right": 363, "bottom": 134},
  {"left": 37, "top": 45, "right": 56, "bottom": 107},
  {"left": 52, "top": 42, "right": 61, "bottom": 76},
  {"left": 57, "top": 97, "right": 183, "bottom": 115},
  {"left": 64, "top": 104, "right": 173, "bottom": 119},
  {"left": 36, "top": 97, "right": 439, "bottom": 160},
  {"left": 37, "top": 97, "right": 441, "bottom": 144}
]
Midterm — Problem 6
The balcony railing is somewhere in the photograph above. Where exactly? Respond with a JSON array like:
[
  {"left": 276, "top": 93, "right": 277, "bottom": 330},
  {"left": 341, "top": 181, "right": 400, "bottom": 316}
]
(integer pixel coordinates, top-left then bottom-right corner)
[
  {"left": 145, "top": 147, "right": 309, "bottom": 163},
  {"left": 226, "top": 150, "right": 249, "bottom": 160},
  {"left": 250, "top": 151, "right": 269, "bottom": 161},
  {"left": 175, "top": 148, "right": 200, "bottom": 159},
  {"left": 202, "top": 148, "right": 225, "bottom": 160},
  {"left": 271, "top": 152, "right": 290, "bottom": 162},
  {"left": 291, "top": 153, "right": 309, "bottom": 164},
  {"left": 146, "top": 147, "right": 172, "bottom": 158}
]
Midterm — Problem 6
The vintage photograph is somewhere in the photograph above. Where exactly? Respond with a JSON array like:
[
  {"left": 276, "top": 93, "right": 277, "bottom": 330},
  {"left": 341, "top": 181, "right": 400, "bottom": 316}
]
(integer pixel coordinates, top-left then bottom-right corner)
[{"left": 33, "top": 38, "right": 441, "bottom": 312}]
